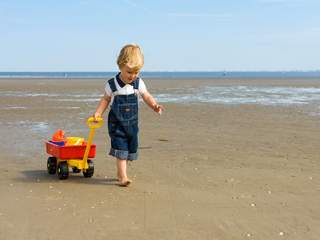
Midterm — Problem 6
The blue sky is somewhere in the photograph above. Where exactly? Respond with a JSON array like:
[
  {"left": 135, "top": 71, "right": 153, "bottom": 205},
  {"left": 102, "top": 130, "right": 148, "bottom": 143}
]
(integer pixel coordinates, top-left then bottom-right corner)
[{"left": 0, "top": 0, "right": 319, "bottom": 71}]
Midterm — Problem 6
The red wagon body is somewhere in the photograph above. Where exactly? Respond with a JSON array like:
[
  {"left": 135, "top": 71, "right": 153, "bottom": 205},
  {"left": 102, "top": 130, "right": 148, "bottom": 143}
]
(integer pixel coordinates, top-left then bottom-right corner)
[{"left": 45, "top": 141, "right": 96, "bottom": 160}]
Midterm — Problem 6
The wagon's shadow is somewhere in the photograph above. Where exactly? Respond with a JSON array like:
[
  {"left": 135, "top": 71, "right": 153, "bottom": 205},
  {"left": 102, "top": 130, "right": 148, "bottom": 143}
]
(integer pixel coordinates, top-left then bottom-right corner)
[{"left": 17, "top": 169, "right": 119, "bottom": 186}]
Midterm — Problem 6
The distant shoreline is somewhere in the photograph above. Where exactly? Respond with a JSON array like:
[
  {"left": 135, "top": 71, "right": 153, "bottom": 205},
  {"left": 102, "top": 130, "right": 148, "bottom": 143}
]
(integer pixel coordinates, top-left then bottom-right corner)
[{"left": 1, "top": 71, "right": 320, "bottom": 79}]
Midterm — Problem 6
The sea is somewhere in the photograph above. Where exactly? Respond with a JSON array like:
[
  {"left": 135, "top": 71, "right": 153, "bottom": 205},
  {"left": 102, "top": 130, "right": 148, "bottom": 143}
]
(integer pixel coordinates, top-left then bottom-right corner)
[{"left": 1, "top": 71, "right": 320, "bottom": 79}]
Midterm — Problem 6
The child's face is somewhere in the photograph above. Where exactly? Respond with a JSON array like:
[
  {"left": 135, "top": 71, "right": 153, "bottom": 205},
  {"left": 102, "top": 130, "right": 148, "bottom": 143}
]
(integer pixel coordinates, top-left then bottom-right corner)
[{"left": 119, "top": 65, "right": 140, "bottom": 84}]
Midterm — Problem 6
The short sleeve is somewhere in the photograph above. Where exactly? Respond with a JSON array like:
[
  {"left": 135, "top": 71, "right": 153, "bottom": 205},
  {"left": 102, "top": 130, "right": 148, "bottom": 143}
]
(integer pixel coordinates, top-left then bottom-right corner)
[
  {"left": 104, "top": 81, "right": 112, "bottom": 97},
  {"left": 139, "top": 78, "right": 147, "bottom": 95}
]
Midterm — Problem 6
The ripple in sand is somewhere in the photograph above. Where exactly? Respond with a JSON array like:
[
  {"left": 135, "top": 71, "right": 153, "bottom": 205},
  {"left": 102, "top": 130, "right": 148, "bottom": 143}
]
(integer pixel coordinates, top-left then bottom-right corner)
[
  {"left": 139, "top": 146, "right": 152, "bottom": 149},
  {"left": 158, "top": 138, "right": 169, "bottom": 142}
]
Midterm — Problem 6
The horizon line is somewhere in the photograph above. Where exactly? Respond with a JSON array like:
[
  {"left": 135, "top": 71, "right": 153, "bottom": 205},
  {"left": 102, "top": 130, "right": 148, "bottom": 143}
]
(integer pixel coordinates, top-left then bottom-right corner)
[{"left": 1, "top": 70, "right": 320, "bottom": 73}]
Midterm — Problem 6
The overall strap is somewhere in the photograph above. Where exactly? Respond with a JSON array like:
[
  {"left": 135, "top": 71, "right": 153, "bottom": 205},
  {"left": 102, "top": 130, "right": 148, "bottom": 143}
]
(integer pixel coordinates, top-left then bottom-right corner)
[
  {"left": 133, "top": 78, "right": 140, "bottom": 90},
  {"left": 108, "top": 78, "right": 117, "bottom": 93}
]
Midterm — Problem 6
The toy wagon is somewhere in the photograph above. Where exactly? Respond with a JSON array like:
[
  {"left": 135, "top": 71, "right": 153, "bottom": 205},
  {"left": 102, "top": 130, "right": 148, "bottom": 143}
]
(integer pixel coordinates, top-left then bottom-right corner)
[{"left": 45, "top": 117, "right": 103, "bottom": 180}]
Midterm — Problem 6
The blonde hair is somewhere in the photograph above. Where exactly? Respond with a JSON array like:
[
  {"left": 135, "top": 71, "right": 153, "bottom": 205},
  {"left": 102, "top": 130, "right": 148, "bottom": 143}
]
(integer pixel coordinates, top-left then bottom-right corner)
[{"left": 117, "top": 44, "right": 144, "bottom": 71}]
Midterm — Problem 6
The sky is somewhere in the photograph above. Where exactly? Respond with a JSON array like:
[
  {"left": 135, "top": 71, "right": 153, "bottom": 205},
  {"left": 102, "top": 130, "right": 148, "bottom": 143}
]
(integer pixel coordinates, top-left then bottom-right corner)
[{"left": 0, "top": 0, "right": 319, "bottom": 71}]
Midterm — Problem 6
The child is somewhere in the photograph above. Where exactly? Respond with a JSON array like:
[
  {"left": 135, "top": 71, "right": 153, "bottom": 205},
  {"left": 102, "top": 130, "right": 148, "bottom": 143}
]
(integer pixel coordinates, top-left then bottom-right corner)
[{"left": 94, "top": 44, "right": 163, "bottom": 187}]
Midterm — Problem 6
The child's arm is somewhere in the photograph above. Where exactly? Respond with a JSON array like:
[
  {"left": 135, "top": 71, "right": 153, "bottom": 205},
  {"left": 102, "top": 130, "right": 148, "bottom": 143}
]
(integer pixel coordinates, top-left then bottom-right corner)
[
  {"left": 94, "top": 93, "right": 111, "bottom": 119},
  {"left": 141, "top": 91, "right": 164, "bottom": 115}
]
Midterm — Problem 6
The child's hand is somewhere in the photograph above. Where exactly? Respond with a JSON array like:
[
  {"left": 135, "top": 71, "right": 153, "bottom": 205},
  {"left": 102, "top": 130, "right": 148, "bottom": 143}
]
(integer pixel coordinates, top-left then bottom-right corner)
[
  {"left": 93, "top": 112, "right": 102, "bottom": 122},
  {"left": 153, "top": 104, "right": 164, "bottom": 115}
]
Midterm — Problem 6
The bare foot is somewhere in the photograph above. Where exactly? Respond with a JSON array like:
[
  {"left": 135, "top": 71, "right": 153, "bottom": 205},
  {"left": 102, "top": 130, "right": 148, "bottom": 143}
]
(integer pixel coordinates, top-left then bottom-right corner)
[{"left": 118, "top": 178, "right": 132, "bottom": 187}]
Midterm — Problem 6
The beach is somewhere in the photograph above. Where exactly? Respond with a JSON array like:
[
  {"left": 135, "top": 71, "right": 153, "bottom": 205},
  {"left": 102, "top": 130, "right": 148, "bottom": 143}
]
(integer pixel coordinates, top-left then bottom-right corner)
[{"left": 0, "top": 78, "right": 320, "bottom": 240}]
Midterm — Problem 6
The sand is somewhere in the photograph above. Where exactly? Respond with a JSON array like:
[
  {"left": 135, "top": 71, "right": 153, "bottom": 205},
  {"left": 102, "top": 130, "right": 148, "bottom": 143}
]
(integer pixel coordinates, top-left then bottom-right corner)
[{"left": 0, "top": 78, "right": 320, "bottom": 240}]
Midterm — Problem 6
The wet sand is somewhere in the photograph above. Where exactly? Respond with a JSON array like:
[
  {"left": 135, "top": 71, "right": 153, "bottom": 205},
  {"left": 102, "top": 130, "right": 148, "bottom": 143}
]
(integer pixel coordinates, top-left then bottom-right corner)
[{"left": 0, "top": 78, "right": 320, "bottom": 239}]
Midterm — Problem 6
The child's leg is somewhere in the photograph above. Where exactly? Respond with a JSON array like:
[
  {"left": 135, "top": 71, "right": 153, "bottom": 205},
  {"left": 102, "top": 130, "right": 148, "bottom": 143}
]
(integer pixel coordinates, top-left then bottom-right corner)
[
  {"left": 117, "top": 158, "right": 132, "bottom": 186},
  {"left": 117, "top": 158, "right": 127, "bottom": 180}
]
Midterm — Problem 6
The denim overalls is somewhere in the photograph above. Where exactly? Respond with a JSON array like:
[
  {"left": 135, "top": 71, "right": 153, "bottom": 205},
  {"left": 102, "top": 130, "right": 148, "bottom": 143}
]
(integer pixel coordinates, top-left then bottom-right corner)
[{"left": 107, "top": 75, "right": 140, "bottom": 160}]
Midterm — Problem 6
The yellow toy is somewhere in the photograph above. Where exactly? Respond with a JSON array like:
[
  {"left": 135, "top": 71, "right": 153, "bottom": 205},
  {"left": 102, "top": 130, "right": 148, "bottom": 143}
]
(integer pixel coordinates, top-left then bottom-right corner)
[{"left": 45, "top": 117, "right": 104, "bottom": 180}]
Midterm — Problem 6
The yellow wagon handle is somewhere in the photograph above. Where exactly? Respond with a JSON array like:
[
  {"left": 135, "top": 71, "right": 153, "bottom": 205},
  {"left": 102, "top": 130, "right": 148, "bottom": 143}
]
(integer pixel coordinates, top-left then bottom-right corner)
[
  {"left": 87, "top": 117, "right": 104, "bottom": 129},
  {"left": 83, "top": 117, "right": 104, "bottom": 170}
]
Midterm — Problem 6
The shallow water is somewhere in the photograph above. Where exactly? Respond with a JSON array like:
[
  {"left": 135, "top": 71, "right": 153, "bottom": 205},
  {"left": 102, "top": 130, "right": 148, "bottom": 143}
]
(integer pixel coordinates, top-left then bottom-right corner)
[
  {"left": 2, "top": 85, "right": 320, "bottom": 107},
  {"left": 155, "top": 86, "right": 320, "bottom": 106}
]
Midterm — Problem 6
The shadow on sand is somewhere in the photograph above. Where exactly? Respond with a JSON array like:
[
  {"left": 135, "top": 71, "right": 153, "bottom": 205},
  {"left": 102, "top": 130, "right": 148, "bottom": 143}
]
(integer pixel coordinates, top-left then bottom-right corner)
[{"left": 16, "top": 169, "right": 119, "bottom": 186}]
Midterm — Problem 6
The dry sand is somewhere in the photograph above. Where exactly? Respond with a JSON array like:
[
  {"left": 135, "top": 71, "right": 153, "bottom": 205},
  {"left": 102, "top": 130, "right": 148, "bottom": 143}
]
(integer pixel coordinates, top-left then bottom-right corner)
[{"left": 0, "top": 78, "right": 320, "bottom": 239}]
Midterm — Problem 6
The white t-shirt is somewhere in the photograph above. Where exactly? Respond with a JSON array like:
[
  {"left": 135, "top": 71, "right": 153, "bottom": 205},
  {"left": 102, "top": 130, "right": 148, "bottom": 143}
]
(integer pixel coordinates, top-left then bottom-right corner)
[{"left": 104, "top": 77, "right": 147, "bottom": 104}]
